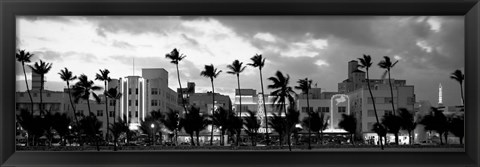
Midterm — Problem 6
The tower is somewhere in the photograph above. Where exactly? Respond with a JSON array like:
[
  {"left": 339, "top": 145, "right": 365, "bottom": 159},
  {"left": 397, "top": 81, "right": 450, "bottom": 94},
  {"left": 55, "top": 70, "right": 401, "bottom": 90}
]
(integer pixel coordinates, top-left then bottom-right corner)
[{"left": 438, "top": 83, "right": 443, "bottom": 106}]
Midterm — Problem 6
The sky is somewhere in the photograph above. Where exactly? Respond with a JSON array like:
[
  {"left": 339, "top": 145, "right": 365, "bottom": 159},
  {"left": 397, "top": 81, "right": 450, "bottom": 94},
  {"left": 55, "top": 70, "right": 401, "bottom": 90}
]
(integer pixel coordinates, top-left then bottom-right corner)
[{"left": 15, "top": 16, "right": 464, "bottom": 107}]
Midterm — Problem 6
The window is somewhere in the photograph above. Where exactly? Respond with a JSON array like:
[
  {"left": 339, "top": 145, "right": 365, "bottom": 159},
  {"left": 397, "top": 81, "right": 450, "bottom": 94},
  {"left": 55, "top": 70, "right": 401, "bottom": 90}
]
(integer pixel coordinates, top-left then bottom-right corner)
[
  {"left": 135, "top": 111, "right": 138, "bottom": 117},
  {"left": 407, "top": 97, "right": 415, "bottom": 105},
  {"left": 151, "top": 100, "right": 158, "bottom": 106},
  {"left": 128, "top": 100, "right": 131, "bottom": 106},
  {"left": 151, "top": 88, "right": 158, "bottom": 95},
  {"left": 338, "top": 106, "right": 346, "bottom": 113},
  {"left": 33, "top": 93, "right": 37, "bottom": 97},
  {"left": 384, "top": 110, "right": 393, "bottom": 116},
  {"left": 367, "top": 110, "right": 376, "bottom": 117},
  {"left": 128, "top": 111, "right": 132, "bottom": 118},
  {"left": 97, "top": 110, "right": 103, "bottom": 117},
  {"left": 109, "top": 100, "right": 115, "bottom": 106},
  {"left": 129, "top": 88, "right": 131, "bottom": 95},
  {"left": 318, "top": 107, "right": 329, "bottom": 113},
  {"left": 109, "top": 111, "right": 114, "bottom": 117},
  {"left": 136, "top": 88, "right": 138, "bottom": 94},
  {"left": 135, "top": 100, "right": 138, "bottom": 106}
]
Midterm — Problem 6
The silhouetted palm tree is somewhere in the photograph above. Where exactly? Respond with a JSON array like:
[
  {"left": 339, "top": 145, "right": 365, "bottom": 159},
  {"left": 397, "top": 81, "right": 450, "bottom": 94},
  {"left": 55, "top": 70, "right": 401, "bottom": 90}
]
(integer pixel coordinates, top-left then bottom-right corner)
[
  {"left": 358, "top": 54, "right": 383, "bottom": 150},
  {"left": 79, "top": 112, "right": 102, "bottom": 151},
  {"left": 419, "top": 107, "right": 448, "bottom": 145},
  {"left": 105, "top": 87, "right": 122, "bottom": 125},
  {"left": 200, "top": 64, "right": 222, "bottom": 146},
  {"left": 180, "top": 107, "right": 208, "bottom": 146},
  {"left": 140, "top": 115, "right": 162, "bottom": 146},
  {"left": 398, "top": 108, "right": 416, "bottom": 145},
  {"left": 16, "top": 109, "right": 43, "bottom": 146},
  {"left": 162, "top": 109, "right": 180, "bottom": 145},
  {"left": 73, "top": 74, "right": 102, "bottom": 117},
  {"left": 339, "top": 114, "right": 357, "bottom": 145},
  {"left": 59, "top": 68, "right": 79, "bottom": 125},
  {"left": 450, "top": 69, "right": 465, "bottom": 106},
  {"left": 52, "top": 112, "right": 72, "bottom": 146},
  {"left": 268, "top": 70, "right": 296, "bottom": 151},
  {"left": 372, "top": 122, "right": 387, "bottom": 146},
  {"left": 95, "top": 69, "right": 112, "bottom": 142},
  {"left": 227, "top": 59, "right": 247, "bottom": 117},
  {"left": 109, "top": 119, "right": 128, "bottom": 151},
  {"left": 378, "top": 56, "right": 398, "bottom": 116},
  {"left": 302, "top": 111, "right": 328, "bottom": 145},
  {"left": 286, "top": 108, "right": 300, "bottom": 151},
  {"left": 247, "top": 54, "right": 270, "bottom": 144},
  {"left": 28, "top": 60, "right": 53, "bottom": 115},
  {"left": 268, "top": 113, "right": 286, "bottom": 148},
  {"left": 211, "top": 107, "right": 232, "bottom": 145},
  {"left": 16, "top": 50, "right": 35, "bottom": 116},
  {"left": 448, "top": 115, "right": 464, "bottom": 145},
  {"left": 243, "top": 110, "right": 260, "bottom": 146},
  {"left": 382, "top": 114, "right": 402, "bottom": 145},
  {"left": 166, "top": 48, "right": 188, "bottom": 113},
  {"left": 228, "top": 115, "right": 243, "bottom": 146},
  {"left": 295, "top": 77, "right": 313, "bottom": 149}
]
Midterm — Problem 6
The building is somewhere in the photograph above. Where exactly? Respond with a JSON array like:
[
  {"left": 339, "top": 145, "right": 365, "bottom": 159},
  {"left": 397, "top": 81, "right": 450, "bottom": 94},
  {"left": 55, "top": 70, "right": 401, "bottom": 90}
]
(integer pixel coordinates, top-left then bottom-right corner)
[{"left": 177, "top": 82, "right": 196, "bottom": 112}]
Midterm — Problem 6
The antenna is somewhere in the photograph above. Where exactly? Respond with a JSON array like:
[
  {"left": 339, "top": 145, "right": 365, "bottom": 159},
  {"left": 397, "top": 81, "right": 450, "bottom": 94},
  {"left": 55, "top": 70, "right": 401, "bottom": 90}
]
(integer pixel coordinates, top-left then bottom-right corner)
[{"left": 133, "top": 57, "right": 135, "bottom": 76}]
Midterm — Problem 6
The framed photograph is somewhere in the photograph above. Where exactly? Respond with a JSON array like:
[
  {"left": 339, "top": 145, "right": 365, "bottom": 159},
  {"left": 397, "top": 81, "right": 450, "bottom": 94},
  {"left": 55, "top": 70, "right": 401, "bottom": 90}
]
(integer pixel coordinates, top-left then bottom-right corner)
[{"left": 1, "top": 0, "right": 479, "bottom": 167}]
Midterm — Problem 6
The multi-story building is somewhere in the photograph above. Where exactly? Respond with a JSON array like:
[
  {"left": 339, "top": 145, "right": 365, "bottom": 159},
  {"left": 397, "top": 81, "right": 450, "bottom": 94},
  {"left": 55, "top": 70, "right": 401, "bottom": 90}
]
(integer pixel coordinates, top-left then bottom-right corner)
[{"left": 177, "top": 82, "right": 196, "bottom": 110}]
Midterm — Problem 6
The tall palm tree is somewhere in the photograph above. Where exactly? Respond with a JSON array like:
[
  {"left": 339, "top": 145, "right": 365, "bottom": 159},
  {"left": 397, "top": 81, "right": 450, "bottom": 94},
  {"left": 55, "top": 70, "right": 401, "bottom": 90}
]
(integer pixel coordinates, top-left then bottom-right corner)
[
  {"left": 211, "top": 107, "right": 232, "bottom": 145},
  {"left": 105, "top": 87, "right": 122, "bottom": 149},
  {"left": 227, "top": 59, "right": 247, "bottom": 117},
  {"left": 16, "top": 50, "right": 35, "bottom": 116},
  {"left": 295, "top": 77, "right": 313, "bottom": 149},
  {"left": 162, "top": 109, "right": 180, "bottom": 145},
  {"left": 268, "top": 113, "right": 286, "bottom": 148},
  {"left": 382, "top": 114, "right": 402, "bottom": 145},
  {"left": 286, "top": 108, "right": 300, "bottom": 151},
  {"left": 378, "top": 56, "right": 399, "bottom": 116},
  {"left": 247, "top": 54, "right": 270, "bottom": 144},
  {"left": 268, "top": 70, "right": 296, "bottom": 151},
  {"left": 338, "top": 114, "right": 357, "bottom": 145},
  {"left": 165, "top": 48, "right": 188, "bottom": 113},
  {"left": 200, "top": 64, "right": 222, "bottom": 146},
  {"left": 302, "top": 111, "right": 329, "bottom": 145},
  {"left": 28, "top": 60, "right": 53, "bottom": 115},
  {"left": 358, "top": 54, "right": 383, "bottom": 149},
  {"left": 398, "top": 108, "right": 416, "bottom": 145},
  {"left": 59, "top": 68, "right": 79, "bottom": 125},
  {"left": 243, "top": 110, "right": 260, "bottom": 146},
  {"left": 450, "top": 69, "right": 465, "bottom": 106},
  {"left": 95, "top": 69, "right": 112, "bottom": 142}
]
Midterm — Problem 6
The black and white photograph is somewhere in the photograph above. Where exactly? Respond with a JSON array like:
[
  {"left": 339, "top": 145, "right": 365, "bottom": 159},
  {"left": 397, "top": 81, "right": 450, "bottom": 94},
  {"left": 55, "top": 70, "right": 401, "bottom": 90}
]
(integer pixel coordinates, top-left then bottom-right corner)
[{"left": 15, "top": 16, "right": 465, "bottom": 152}]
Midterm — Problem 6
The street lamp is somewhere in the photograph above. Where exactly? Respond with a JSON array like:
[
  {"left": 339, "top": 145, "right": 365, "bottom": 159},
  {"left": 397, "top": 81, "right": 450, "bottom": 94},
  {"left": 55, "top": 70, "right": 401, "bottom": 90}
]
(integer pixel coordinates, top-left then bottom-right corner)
[{"left": 151, "top": 123, "right": 155, "bottom": 146}]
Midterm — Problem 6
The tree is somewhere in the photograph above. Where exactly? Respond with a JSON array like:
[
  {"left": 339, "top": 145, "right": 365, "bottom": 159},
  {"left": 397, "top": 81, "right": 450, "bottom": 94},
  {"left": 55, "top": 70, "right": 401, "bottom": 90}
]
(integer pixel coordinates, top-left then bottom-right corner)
[
  {"left": 109, "top": 120, "right": 129, "bottom": 151},
  {"left": 162, "top": 109, "right": 180, "bottom": 145},
  {"left": 448, "top": 115, "right": 464, "bottom": 145},
  {"left": 228, "top": 115, "right": 244, "bottom": 146},
  {"left": 165, "top": 48, "right": 188, "bottom": 113},
  {"left": 295, "top": 77, "right": 313, "bottom": 149},
  {"left": 200, "top": 64, "right": 222, "bottom": 146},
  {"left": 210, "top": 107, "right": 232, "bottom": 145},
  {"left": 419, "top": 107, "right": 448, "bottom": 145},
  {"left": 139, "top": 115, "right": 162, "bottom": 146},
  {"left": 268, "top": 113, "right": 286, "bottom": 148},
  {"left": 302, "top": 111, "right": 328, "bottom": 145},
  {"left": 227, "top": 59, "right": 247, "bottom": 117},
  {"left": 398, "top": 108, "right": 416, "bottom": 145},
  {"left": 16, "top": 50, "right": 35, "bottom": 116},
  {"left": 338, "top": 114, "right": 357, "bottom": 145},
  {"left": 28, "top": 60, "right": 53, "bottom": 115},
  {"left": 16, "top": 109, "right": 43, "bottom": 146},
  {"left": 79, "top": 112, "right": 103, "bottom": 151},
  {"left": 450, "top": 69, "right": 465, "bottom": 106},
  {"left": 95, "top": 69, "right": 112, "bottom": 142},
  {"left": 180, "top": 107, "right": 208, "bottom": 146},
  {"left": 51, "top": 112, "right": 72, "bottom": 146},
  {"left": 286, "top": 108, "right": 300, "bottom": 149},
  {"left": 378, "top": 56, "right": 399, "bottom": 116},
  {"left": 372, "top": 122, "right": 387, "bottom": 146},
  {"left": 243, "top": 110, "right": 260, "bottom": 146},
  {"left": 59, "top": 68, "right": 79, "bottom": 126},
  {"left": 247, "top": 54, "right": 270, "bottom": 145},
  {"left": 358, "top": 54, "right": 383, "bottom": 149},
  {"left": 268, "top": 70, "right": 296, "bottom": 151},
  {"left": 381, "top": 114, "right": 402, "bottom": 145},
  {"left": 105, "top": 87, "right": 122, "bottom": 126}
]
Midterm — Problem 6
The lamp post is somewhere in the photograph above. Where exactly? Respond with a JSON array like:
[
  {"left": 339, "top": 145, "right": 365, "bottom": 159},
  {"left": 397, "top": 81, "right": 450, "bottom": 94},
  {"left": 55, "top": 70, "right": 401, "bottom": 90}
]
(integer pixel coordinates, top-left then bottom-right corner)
[
  {"left": 68, "top": 125, "right": 72, "bottom": 146},
  {"left": 151, "top": 123, "right": 155, "bottom": 147}
]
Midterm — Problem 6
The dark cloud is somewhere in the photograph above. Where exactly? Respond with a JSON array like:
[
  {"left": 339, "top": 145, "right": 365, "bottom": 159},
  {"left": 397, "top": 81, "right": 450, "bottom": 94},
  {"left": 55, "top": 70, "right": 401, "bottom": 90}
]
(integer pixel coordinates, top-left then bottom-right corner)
[
  {"left": 112, "top": 40, "right": 135, "bottom": 49},
  {"left": 181, "top": 34, "right": 199, "bottom": 46},
  {"left": 31, "top": 50, "right": 63, "bottom": 61},
  {"left": 89, "top": 16, "right": 181, "bottom": 36}
]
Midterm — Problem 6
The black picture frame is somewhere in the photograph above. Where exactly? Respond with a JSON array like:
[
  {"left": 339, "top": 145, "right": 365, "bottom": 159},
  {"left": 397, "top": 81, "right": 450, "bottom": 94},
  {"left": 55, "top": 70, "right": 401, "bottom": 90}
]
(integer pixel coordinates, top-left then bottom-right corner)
[{"left": 1, "top": 0, "right": 478, "bottom": 167}]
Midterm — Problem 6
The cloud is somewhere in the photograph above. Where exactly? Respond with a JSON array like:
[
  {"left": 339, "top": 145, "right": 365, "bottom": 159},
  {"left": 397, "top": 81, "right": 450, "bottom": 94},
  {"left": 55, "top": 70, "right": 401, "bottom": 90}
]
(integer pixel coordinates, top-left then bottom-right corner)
[
  {"left": 254, "top": 32, "right": 277, "bottom": 43},
  {"left": 112, "top": 40, "right": 135, "bottom": 49}
]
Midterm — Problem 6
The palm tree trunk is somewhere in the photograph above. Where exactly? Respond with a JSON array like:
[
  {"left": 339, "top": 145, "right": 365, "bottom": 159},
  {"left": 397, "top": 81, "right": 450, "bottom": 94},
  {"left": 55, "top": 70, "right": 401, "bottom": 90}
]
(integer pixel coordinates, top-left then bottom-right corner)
[
  {"left": 306, "top": 89, "right": 311, "bottom": 150},
  {"left": 210, "top": 79, "right": 215, "bottom": 146},
  {"left": 284, "top": 102, "right": 292, "bottom": 151},
  {"left": 196, "top": 131, "right": 200, "bottom": 146},
  {"left": 460, "top": 84, "right": 464, "bottom": 106},
  {"left": 459, "top": 137, "right": 463, "bottom": 145},
  {"left": 104, "top": 82, "right": 110, "bottom": 143},
  {"left": 237, "top": 74, "right": 242, "bottom": 117},
  {"left": 40, "top": 75, "right": 44, "bottom": 116},
  {"left": 387, "top": 70, "right": 396, "bottom": 115},
  {"left": 176, "top": 64, "right": 188, "bottom": 114},
  {"left": 87, "top": 99, "right": 100, "bottom": 151},
  {"left": 190, "top": 133, "right": 195, "bottom": 146},
  {"left": 366, "top": 70, "right": 383, "bottom": 150},
  {"left": 351, "top": 133, "right": 355, "bottom": 146},
  {"left": 22, "top": 63, "right": 35, "bottom": 116},
  {"left": 259, "top": 69, "right": 269, "bottom": 145},
  {"left": 66, "top": 83, "right": 79, "bottom": 125},
  {"left": 394, "top": 133, "right": 399, "bottom": 145},
  {"left": 113, "top": 100, "right": 117, "bottom": 151}
]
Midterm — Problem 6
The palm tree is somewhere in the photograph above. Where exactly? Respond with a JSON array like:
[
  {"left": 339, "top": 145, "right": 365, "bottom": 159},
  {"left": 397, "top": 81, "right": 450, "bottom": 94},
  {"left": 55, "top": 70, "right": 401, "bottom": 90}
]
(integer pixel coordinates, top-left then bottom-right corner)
[
  {"left": 378, "top": 56, "right": 399, "bottom": 116},
  {"left": 243, "top": 110, "right": 260, "bottom": 146},
  {"left": 211, "top": 107, "right": 232, "bottom": 145},
  {"left": 95, "top": 69, "right": 112, "bottom": 142},
  {"left": 268, "top": 70, "right": 296, "bottom": 150},
  {"left": 28, "top": 60, "right": 53, "bottom": 115},
  {"left": 79, "top": 112, "right": 103, "bottom": 151},
  {"left": 268, "top": 113, "right": 286, "bottom": 148},
  {"left": 59, "top": 68, "right": 79, "bottom": 125},
  {"left": 165, "top": 48, "right": 188, "bottom": 113},
  {"left": 182, "top": 107, "right": 208, "bottom": 146},
  {"left": 382, "top": 114, "right": 402, "bottom": 145},
  {"left": 105, "top": 87, "right": 122, "bottom": 150},
  {"left": 372, "top": 122, "right": 387, "bottom": 146},
  {"left": 302, "top": 111, "right": 328, "bottom": 145},
  {"left": 162, "top": 109, "right": 180, "bottom": 145},
  {"left": 358, "top": 54, "right": 383, "bottom": 149},
  {"left": 200, "top": 64, "right": 222, "bottom": 146},
  {"left": 109, "top": 120, "right": 129, "bottom": 151},
  {"left": 295, "top": 77, "right": 313, "bottom": 149},
  {"left": 228, "top": 115, "right": 244, "bottom": 146},
  {"left": 227, "top": 59, "right": 247, "bottom": 117},
  {"left": 51, "top": 112, "right": 72, "bottom": 146},
  {"left": 419, "top": 107, "right": 448, "bottom": 145},
  {"left": 450, "top": 69, "right": 465, "bottom": 106},
  {"left": 338, "top": 114, "right": 357, "bottom": 145},
  {"left": 286, "top": 108, "right": 300, "bottom": 150},
  {"left": 140, "top": 115, "right": 162, "bottom": 146},
  {"left": 398, "top": 108, "right": 416, "bottom": 145},
  {"left": 16, "top": 109, "right": 42, "bottom": 146},
  {"left": 16, "top": 50, "right": 35, "bottom": 116},
  {"left": 247, "top": 54, "right": 270, "bottom": 144},
  {"left": 448, "top": 116, "right": 464, "bottom": 145}
]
